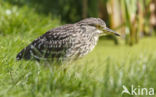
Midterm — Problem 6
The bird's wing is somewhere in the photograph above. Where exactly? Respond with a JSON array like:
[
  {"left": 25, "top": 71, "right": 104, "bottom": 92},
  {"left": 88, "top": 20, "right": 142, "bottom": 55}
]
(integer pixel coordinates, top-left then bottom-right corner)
[{"left": 16, "top": 24, "right": 75, "bottom": 60}]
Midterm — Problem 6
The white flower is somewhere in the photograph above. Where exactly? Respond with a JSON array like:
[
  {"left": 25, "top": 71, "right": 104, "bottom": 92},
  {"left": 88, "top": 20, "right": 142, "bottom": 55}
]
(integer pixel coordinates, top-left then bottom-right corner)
[{"left": 5, "top": 9, "right": 12, "bottom": 15}]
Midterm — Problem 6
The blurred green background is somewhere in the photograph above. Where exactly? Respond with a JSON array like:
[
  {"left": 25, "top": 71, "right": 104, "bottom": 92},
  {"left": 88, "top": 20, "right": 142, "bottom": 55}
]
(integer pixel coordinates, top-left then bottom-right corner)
[
  {"left": 0, "top": 0, "right": 156, "bottom": 45},
  {"left": 0, "top": 0, "right": 156, "bottom": 97}
]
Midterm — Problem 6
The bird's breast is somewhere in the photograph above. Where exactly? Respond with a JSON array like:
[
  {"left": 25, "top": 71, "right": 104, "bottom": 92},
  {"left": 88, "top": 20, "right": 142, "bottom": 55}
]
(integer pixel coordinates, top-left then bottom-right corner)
[
  {"left": 76, "top": 34, "right": 99, "bottom": 58},
  {"left": 64, "top": 27, "right": 100, "bottom": 60}
]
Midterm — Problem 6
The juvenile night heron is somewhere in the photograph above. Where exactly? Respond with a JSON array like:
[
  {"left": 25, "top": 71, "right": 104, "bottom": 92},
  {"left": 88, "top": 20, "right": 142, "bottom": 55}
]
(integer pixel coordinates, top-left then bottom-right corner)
[{"left": 16, "top": 18, "right": 120, "bottom": 62}]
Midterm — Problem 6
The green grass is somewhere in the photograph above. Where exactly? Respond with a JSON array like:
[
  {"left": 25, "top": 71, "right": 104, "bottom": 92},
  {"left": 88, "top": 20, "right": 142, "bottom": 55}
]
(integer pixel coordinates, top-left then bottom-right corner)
[
  {"left": 0, "top": 34, "right": 156, "bottom": 97},
  {"left": 0, "top": 1, "right": 156, "bottom": 97},
  {"left": 0, "top": 1, "right": 60, "bottom": 35}
]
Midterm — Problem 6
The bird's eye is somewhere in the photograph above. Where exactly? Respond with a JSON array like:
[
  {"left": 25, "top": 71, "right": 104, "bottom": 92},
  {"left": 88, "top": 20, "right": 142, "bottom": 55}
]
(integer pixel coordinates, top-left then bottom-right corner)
[{"left": 96, "top": 25, "right": 101, "bottom": 28}]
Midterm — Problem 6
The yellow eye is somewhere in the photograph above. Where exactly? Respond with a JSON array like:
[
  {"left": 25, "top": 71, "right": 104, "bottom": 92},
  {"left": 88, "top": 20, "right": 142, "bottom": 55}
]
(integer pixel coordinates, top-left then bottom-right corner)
[{"left": 96, "top": 25, "right": 100, "bottom": 28}]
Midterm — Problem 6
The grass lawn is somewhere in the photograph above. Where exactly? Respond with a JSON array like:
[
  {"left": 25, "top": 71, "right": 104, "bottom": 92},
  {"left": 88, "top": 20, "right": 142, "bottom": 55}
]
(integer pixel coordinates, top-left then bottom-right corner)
[
  {"left": 0, "top": 34, "right": 156, "bottom": 97},
  {"left": 0, "top": 2, "right": 156, "bottom": 97}
]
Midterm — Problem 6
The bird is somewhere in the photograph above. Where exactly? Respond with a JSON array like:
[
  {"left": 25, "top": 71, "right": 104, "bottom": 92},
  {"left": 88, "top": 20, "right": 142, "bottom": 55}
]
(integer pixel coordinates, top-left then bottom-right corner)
[{"left": 16, "top": 18, "right": 120, "bottom": 63}]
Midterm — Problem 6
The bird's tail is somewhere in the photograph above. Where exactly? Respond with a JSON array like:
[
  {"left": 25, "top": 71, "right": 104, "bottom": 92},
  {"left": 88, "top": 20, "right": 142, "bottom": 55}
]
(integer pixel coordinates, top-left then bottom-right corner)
[{"left": 16, "top": 46, "right": 31, "bottom": 60}]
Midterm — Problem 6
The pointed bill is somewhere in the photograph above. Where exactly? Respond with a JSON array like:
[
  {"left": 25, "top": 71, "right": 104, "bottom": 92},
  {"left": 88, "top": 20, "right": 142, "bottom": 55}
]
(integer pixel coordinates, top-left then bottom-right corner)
[{"left": 104, "top": 27, "right": 120, "bottom": 36}]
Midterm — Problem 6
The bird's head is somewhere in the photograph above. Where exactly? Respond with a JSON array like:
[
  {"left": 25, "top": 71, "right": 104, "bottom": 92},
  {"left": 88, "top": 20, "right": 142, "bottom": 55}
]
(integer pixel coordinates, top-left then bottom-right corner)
[{"left": 78, "top": 18, "right": 120, "bottom": 36}]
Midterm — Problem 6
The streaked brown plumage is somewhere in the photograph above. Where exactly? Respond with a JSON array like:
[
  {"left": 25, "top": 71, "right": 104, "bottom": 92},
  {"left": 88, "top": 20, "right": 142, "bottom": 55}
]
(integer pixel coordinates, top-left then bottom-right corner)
[{"left": 16, "top": 18, "right": 119, "bottom": 62}]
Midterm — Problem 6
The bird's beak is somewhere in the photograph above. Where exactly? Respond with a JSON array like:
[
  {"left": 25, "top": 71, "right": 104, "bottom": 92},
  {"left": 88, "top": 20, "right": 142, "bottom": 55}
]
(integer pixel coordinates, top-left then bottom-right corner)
[{"left": 103, "top": 27, "right": 120, "bottom": 36}]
